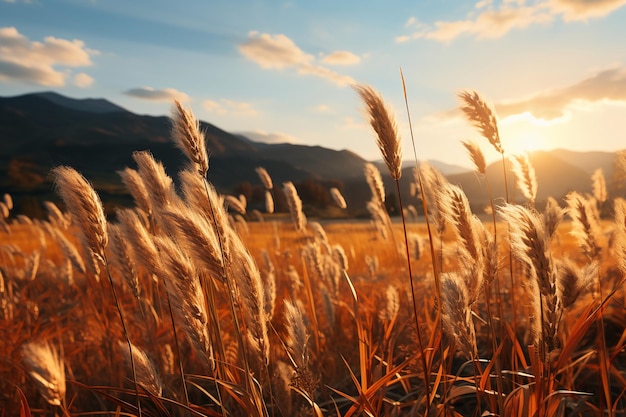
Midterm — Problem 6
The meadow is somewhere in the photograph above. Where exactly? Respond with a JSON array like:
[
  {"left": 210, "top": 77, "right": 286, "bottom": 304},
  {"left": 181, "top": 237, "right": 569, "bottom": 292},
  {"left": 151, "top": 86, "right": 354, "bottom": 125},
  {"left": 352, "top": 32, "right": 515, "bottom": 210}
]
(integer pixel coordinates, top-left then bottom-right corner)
[{"left": 1, "top": 87, "right": 626, "bottom": 417}]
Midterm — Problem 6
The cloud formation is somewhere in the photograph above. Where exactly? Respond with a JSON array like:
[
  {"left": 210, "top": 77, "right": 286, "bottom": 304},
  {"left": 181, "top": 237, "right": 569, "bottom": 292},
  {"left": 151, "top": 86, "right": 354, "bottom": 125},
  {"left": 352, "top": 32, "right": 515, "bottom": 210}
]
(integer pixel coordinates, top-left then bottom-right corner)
[
  {"left": 495, "top": 66, "right": 626, "bottom": 120},
  {"left": 238, "top": 32, "right": 356, "bottom": 86},
  {"left": 0, "top": 27, "right": 96, "bottom": 86},
  {"left": 123, "top": 87, "right": 189, "bottom": 102},
  {"left": 397, "top": 0, "right": 626, "bottom": 42},
  {"left": 202, "top": 98, "right": 258, "bottom": 117},
  {"left": 320, "top": 51, "right": 361, "bottom": 66},
  {"left": 73, "top": 72, "right": 94, "bottom": 88}
]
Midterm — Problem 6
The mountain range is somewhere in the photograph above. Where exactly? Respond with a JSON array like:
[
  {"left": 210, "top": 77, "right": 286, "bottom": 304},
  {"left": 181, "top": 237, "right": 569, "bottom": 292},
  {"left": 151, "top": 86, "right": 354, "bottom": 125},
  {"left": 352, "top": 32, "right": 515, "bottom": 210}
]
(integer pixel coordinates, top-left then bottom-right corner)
[{"left": 0, "top": 91, "right": 622, "bottom": 217}]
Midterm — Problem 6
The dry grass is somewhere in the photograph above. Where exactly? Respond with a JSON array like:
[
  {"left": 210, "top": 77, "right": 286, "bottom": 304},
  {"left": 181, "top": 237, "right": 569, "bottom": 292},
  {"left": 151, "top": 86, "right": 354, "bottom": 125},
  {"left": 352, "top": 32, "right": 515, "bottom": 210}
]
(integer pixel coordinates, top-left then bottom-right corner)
[{"left": 3, "top": 90, "right": 626, "bottom": 417}]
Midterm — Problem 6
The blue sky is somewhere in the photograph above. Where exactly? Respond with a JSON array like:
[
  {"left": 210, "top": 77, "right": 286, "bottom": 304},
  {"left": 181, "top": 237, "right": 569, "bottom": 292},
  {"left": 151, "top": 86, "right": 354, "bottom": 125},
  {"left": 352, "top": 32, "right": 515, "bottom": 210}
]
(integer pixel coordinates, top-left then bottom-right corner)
[{"left": 2, "top": 0, "right": 626, "bottom": 168}]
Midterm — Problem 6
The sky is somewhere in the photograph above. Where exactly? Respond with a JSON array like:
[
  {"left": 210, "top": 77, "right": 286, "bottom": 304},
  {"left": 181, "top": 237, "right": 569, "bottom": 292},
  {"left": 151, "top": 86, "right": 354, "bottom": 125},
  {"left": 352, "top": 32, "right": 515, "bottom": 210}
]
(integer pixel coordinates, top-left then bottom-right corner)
[{"left": 2, "top": 0, "right": 626, "bottom": 168}]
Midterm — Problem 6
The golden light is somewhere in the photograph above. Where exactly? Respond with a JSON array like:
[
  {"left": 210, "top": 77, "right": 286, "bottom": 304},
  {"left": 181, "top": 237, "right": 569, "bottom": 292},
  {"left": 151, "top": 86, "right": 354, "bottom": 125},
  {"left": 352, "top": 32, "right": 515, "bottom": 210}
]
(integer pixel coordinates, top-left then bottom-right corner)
[{"left": 507, "top": 132, "right": 545, "bottom": 155}]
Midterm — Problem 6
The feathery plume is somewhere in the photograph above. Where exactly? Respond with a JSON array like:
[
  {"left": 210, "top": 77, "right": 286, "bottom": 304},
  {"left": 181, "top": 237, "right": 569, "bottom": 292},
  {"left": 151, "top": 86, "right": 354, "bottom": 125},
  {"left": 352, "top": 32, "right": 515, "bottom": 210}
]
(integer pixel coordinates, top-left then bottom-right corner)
[
  {"left": 284, "top": 299, "right": 310, "bottom": 370},
  {"left": 441, "top": 273, "right": 477, "bottom": 359},
  {"left": 3, "top": 193, "right": 12, "bottom": 211},
  {"left": 51, "top": 228, "right": 86, "bottom": 275},
  {"left": 157, "top": 237, "right": 213, "bottom": 367},
  {"left": 255, "top": 166, "right": 273, "bottom": 190},
  {"left": 592, "top": 168, "right": 607, "bottom": 204},
  {"left": 557, "top": 259, "right": 598, "bottom": 309},
  {"left": 499, "top": 203, "right": 560, "bottom": 351},
  {"left": 283, "top": 182, "right": 306, "bottom": 232},
  {"left": 265, "top": 190, "right": 274, "bottom": 214},
  {"left": 356, "top": 85, "right": 402, "bottom": 180},
  {"left": 133, "top": 151, "right": 177, "bottom": 210},
  {"left": 21, "top": 342, "right": 66, "bottom": 406},
  {"left": 108, "top": 224, "right": 140, "bottom": 298},
  {"left": 171, "top": 99, "right": 209, "bottom": 176},
  {"left": 462, "top": 140, "right": 486, "bottom": 174},
  {"left": 330, "top": 187, "right": 347, "bottom": 209},
  {"left": 44, "top": 201, "right": 70, "bottom": 230},
  {"left": 116, "top": 209, "right": 161, "bottom": 274},
  {"left": 118, "top": 168, "right": 152, "bottom": 216},
  {"left": 225, "top": 195, "right": 247, "bottom": 215},
  {"left": 378, "top": 285, "right": 399, "bottom": 323},
  {"left": 511, "top": 154, "right": 538, "bottom": 205},
  {"left": 118, "top": 341, "right": 163, "bottom": 397},
  {"left": 458, "top": 90, "right": 503, "bottom": 154},
  {"left": 52, "top": 167, "right": 108, "bottom": 261},
  {"left": 364, "top": 163, "right": 385, "bottom": 203},
  {"left": 565, "top": 192, "right": 602, "bottom": 260}
]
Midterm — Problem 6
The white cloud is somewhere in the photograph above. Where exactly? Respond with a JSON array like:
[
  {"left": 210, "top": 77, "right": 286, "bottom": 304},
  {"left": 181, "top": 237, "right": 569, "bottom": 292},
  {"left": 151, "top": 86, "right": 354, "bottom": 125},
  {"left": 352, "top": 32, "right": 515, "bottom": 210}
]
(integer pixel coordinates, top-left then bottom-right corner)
[
  {"left": 313, "top": 104, "right": 331, "bottom": 113},
  {"left": 73, "top": 72, "right": 93, "bottom": 87},
  {"left": 238, "top": 130, "right": 299, "bottom": 144},
  {"left": 341, "top": 116, "right": 368, "bottom": 130},
  {"left": 549, "top": 0, "right": 626, "bottom": 21},
  {"left": 0, "top": 27, "right": 97, "bottom": 86},
  {"left": 320, "top": 51, "right": 361, "bottom": 66},
  {"left": 202, "top": 98, "right": 258, "bottom": 116},
  {"left": 123, "top": 86, "right": 189, "bottom": 102},
  {"left": 238, "top": 31, "right": 356, "bottom": 86},
  {"left": 397, "top": 0, "right": 626, "bottom": 43},
  {"left": 495, "top": 66, "right": 626, "bottom": 121},
  {"left": 437, "top": 66, "right": 626, "bottom": 124}
]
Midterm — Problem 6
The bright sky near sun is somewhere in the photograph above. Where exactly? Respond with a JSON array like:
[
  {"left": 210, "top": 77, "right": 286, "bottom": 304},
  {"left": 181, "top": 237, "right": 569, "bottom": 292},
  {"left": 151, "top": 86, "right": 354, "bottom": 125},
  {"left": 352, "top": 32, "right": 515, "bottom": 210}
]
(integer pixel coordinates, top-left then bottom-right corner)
[{"left": 2, "top": 0, "right": 626, "bottom": 168}]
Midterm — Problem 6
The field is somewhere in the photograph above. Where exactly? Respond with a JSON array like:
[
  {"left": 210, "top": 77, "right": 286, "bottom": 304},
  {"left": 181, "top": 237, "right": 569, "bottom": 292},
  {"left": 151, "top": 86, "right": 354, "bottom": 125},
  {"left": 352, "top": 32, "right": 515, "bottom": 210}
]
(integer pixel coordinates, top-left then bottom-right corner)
[{"left": 2, "top": 89, "right": 626, "bottom": 417}]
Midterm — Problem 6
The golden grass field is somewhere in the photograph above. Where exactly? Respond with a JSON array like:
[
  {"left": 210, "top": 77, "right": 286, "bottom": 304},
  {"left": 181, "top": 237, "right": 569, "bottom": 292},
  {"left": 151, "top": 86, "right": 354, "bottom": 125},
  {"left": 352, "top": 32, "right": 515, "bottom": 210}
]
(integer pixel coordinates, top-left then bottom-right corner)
[{"left": 2, "top": 88, "right": 626, "bottom": 417}]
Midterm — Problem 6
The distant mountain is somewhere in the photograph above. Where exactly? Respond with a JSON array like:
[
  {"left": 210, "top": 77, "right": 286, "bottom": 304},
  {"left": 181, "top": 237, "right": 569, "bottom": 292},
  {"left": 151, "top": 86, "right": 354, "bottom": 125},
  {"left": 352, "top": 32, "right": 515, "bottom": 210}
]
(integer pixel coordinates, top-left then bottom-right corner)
[
  {"left": 550, "top": 148, "right": 617, "bottom": 175},
  {"left": 1, "top": 91, "right": 622, "bottom": 217},
  {"left": 374, "top": 159, "right": 471, "bottom": 176},
  {"left": 424, "top": 160, "right": 470, "bottom": 175},
  {"left": 0, "top": 92, "right": 370, "bottom": 215},
  {"left": 446, "top": 149, "right": 619, "bottom": 209},
  {"left": 32, "top": 91, "right": 129, "bottom": 114}
]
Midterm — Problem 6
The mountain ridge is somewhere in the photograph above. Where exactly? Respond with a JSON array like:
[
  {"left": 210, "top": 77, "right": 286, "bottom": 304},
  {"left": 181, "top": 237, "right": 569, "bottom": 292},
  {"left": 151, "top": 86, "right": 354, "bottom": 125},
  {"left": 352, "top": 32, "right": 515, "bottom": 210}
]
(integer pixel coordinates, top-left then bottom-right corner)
[{"left": 1, "top": 91, "right": 622, "bottom": 217}]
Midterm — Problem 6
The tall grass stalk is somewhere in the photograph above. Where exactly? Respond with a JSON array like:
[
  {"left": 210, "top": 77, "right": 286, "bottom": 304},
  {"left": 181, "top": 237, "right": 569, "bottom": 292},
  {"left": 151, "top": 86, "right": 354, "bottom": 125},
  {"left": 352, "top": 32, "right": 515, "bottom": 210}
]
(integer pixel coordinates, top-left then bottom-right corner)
[
  {"left": 357, "top": 81, "right": 431, "bottom": 414},
  {"left": 53, "top": 166, "right": 143, "bottom": 417}
]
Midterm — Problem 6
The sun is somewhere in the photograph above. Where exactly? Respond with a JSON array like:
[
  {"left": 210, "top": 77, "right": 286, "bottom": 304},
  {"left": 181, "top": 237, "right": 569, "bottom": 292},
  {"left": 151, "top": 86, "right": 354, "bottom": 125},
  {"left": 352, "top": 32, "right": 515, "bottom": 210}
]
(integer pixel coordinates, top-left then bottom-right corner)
[{"left": 508, "top": 132, "right": 545, "bottom": 155}]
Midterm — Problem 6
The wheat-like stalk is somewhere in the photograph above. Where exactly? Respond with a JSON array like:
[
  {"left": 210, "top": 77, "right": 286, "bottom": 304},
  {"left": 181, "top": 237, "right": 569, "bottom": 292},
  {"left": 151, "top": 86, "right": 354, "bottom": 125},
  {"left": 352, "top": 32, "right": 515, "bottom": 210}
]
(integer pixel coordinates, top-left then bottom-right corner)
[
  {"left": 283, "top": 182, "right": 306, "bottom": 232},
  {"left": 330, "top": 187, "right": 347, "bottom": 209},
  {"left": 462, "top": 140, "right": 486, "bottom": 175},
  {"left": 592, "top": 168, "right": 607, "bottom": 204},
  {"left": 118, "top": 168, "right": 152, "bottom": 217},
  {"left": 116, "top": 209, "right": 161, "bottom": 274},
  {"left": 565, "top": 191, "right": 602, "bottom": 260},
  {"left": 265, "top": 190, "right": 274, "bottom": 214},
  {"left": 133, "top": 151, "right": 177, "bottom": 210},
  {"left": 157, "top": 236, "right": 213, "bottom": 368},
  {"left": 255, "top": 166, "right": 273, "bottom": 190},
  {"left": 21, "top": 341, "right": 66, "bottom": 407},
  {"left": 440, "top": 273, "right": 477, "bottom": 360},
  {"left": 117, "top": 341, "right": 163, "bottom": 397},
  {"left": 50, "top": 227, "right": 86, "bottom": 275},
  {"left": 107, "top": 224, "right": 140, "bottom": 298},
  {"left": 511, "top": 154, "right": 538, "bottom": 205},
  {"left": 356, "top": 85, "right": 402, "bottom": 180},
  {"left": 459, "top": 90, "right": 503, "bottom": 154},
  {"left": 499, "top": 203, "right": 560, "bottom": 353},
  {"left": 364, "top": 163, "right": 385, "bottom": 204},
  {"left": 52, "top": 166, "right": 108, "bottom": 261},
  {"left": 171, "top": 99, "right": 209, "bottom": 176},
  {"left": 225, "top": 195, "right": 247, "bottom": 215}
]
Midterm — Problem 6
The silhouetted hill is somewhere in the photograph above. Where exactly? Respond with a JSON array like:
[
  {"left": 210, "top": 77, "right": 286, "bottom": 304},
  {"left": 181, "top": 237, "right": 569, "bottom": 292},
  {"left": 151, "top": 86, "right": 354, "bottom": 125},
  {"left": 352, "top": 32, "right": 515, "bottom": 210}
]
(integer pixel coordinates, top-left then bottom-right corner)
[
  {"left": 0, "top": 92, "right": 370, "bottom": 215},
  {"left": 33, "top": 91, "right": 129, "bottom": 114},
  {"left": 550, "top": 149, "right": 617, "bottom": 175},
  {"left": 1, "top": 92, "right": 622, "bottom": 218}
]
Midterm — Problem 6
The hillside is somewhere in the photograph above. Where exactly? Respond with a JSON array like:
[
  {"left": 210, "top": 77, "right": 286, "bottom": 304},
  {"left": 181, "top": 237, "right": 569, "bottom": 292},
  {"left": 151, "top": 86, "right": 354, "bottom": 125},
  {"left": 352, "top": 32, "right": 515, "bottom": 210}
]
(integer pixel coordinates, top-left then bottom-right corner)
[{"left": 1, "top": 91, "right": 622, "bottom": 217}]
